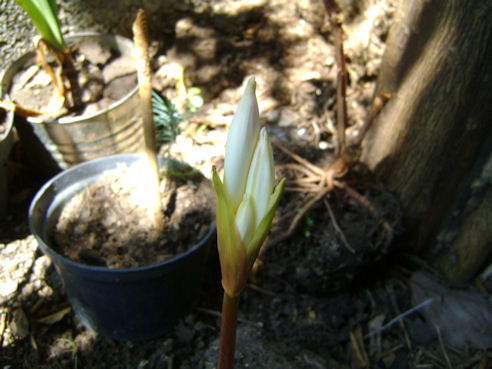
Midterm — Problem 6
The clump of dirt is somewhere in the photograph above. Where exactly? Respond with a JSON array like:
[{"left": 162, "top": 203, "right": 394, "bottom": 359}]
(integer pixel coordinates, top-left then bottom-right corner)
[
  {"left": 8, "top": 36, "right": 137, "bottom": 120},
  {"left": 52, "top": 160, "right": 215, "bottom": 268}
]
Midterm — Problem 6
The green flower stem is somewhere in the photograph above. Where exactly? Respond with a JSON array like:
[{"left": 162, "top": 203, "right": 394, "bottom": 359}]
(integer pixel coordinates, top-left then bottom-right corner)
[{"left": 218, "top": 292, "right": 240, "bottom": 369}]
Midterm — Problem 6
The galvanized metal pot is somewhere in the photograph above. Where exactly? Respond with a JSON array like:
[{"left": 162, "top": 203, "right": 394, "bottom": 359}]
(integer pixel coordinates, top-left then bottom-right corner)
[
  {"left": 1, "top": 33, "right": 145, "bottom": 170},
  {"left": 29, "top": 153, "right": 216, "bottom": 341}
]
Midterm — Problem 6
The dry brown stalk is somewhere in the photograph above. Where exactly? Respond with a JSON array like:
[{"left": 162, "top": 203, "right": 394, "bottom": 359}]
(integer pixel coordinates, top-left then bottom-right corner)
[
  {"left": 34, "top": 39, "right": 79, "bottom": 110},
  {"left": 323, "top": 0, "right": 348, "bottom": 158},
  {"left": 132, "top": 9, "right": 162, "bottom": 228}
]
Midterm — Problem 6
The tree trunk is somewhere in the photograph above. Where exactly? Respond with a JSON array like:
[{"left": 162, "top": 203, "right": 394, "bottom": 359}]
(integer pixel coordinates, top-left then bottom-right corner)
[{"left": 361, "top": 0, "right": 492, "bottom": 283}]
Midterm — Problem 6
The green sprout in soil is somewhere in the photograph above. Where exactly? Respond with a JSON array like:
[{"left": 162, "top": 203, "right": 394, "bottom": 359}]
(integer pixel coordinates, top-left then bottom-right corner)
[
  {"left": 152, "top": 90, "right": 199, "bottom": 181},
  {"left": 151, "top": 75, "right": 203, "bottom": 180},
  {"left": 152, "top": 90, "right": 181, "bottom": 150},
  {"left": 57, "top": 338, "right": 79, "bottom": 369},
  {"left": 183, "top": 86, "right": 204, "bottom": 113},
  {"left": 164, "top": 61, "right": 204, "bottom": 114},
  {"left": 212, "top": 76, "right": 285, "bottom": 369},
  {"left": 304, "top": 213, "right": 316, "bottom": 238}
]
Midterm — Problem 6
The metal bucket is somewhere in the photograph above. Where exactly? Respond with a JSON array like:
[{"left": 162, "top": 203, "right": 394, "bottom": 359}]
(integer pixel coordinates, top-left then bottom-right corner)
[{"left": 0, "top": 33, "right": 145, "bottom": 169}]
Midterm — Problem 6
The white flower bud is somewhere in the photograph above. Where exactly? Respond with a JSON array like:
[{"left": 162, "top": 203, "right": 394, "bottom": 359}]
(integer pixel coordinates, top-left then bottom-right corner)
[
  {"left": 223, "top": 76, "right": 260, "bottom": 213},
  {"left": 212, "top": 75, "right": 285, "bottom": 297}
]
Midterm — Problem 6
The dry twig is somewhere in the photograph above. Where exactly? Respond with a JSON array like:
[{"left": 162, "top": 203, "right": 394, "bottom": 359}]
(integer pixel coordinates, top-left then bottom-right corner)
[
  {"left": 350, "top": 325, "right": 370, "bottom": 367},
  {"left": 324, "top": 198, "right": 355, "bottom": 253},
  {"left": 435, "top": 324, "right": 453, "bottom": 369},
  {"left": 365, "top": 298, "right": 434, "bottom": 338},
  {"left": 323, "top": 0, "right": 348, "bottom": 157},
  {"left": 133, "top": 9, "right": 162, "bottom": 228},
  {"left": 0, "top": 311, "right": 6, "bottom": 348}
]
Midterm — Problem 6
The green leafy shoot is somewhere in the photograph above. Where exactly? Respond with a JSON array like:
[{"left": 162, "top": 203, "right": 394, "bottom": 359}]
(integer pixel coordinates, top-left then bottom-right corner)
[
  {"left": 15, "top": 0, "right": 67, "bottom": 52},
  {"left": 184, "top": 86, "right": 204, "bottom": 113},
  {"left": 304, "top": 213, "right": 315, "bottom": 238},
  {"left": 152, "top": 90, "right": 181, "bottom": 150},
  {"left": 57, "top": 338, "right": 79, "bottom": 369}
]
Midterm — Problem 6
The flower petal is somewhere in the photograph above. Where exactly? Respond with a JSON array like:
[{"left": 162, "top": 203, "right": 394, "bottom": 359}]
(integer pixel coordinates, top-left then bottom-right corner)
[
  {"left": 244, "top": 127, "right": 274, "bottom": 229},
  {"left": 235, "top": 195, "right": 256, "bottom": 246},
  {"left": 223, "top": 76, "right": 260, "bottom": 213}
]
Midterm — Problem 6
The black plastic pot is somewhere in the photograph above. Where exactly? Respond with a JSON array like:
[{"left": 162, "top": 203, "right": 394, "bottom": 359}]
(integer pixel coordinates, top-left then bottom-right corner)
[{"left": 29, "top": 153, "right": 215, "bottom": 341}]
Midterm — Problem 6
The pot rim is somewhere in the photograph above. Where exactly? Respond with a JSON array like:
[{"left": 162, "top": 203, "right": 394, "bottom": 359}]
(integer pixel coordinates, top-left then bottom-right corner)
[
  {"left": 1, "top": 32, "right": 139, "bottom": 125},
  {"left": 29, "top": 153, "right": 216, "bottom": 275},
  {"left": 0, "top": 108, "right": 14, "bottom": 143}
]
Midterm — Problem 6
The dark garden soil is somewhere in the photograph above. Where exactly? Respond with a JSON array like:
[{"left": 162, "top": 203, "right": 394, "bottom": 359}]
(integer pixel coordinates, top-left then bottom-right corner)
[
  {"left": 52, "top": 161, "right": 215, "bottom": 269},
  {"left": 1, "top": 0, "right": 490, "bottom": 368}
]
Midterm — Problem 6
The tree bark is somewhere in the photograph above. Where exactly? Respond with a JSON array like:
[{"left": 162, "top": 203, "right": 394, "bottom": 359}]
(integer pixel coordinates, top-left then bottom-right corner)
[{"left": 361, "top": 0, "right": 492, "bottom": 282}]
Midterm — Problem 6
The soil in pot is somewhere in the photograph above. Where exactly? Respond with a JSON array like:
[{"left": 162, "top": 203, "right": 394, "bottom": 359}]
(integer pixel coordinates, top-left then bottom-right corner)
[
  {"left": 8, "top": 37, "right": 137, "bottom": 121},
  {"left": 50, "top": 159, "right": 215, "bottom": 268}
]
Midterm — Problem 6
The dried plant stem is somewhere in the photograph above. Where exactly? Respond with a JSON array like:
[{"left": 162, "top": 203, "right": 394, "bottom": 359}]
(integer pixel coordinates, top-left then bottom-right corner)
[
  {"left": 0, "top": 310, "right": 6, "bottom": 348},
  {"left": 435, "top": 324, "right": 452, "bottom": 369},
  {"left": 323, "top": 198, "right": 355, "bottom": 253},
  {"left": 0, "top": 99, "right": 41, "bottom": 117},
  {"left": 365, "top": 298, "right": 434, "bottom": 338},
  {"left": 350, "top": 93, "right": 391, "bottom": 147},
  {"left": 323, "top": 0, "right": 348, "bottom": 158},
  {"left": 133, "top": 9, "right": 162, "bottom": 228},
  {"left": 35, "top": 39, "right": 79, "bottom": 109},
  {"left": 218, "top": 292, "right": 239, "bottom": 369}
]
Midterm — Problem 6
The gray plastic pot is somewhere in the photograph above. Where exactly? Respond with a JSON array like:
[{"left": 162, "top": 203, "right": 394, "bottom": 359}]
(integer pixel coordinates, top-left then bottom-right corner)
[
  {"left": 1, "top": 33, "right": 145, "bottom": 171},
  {"left": 29, "top": 153, "right": 215, "bottom": 340}
]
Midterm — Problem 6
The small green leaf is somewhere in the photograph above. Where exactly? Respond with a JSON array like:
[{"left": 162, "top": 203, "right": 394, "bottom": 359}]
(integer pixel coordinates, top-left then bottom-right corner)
[
  {"left": 246, "top": 178, "right": 285, "bottom": 267},
  {"left": 152, "top": 90, "right": 181, "bottom": 148},
  {"left": 212, "top": 168, "right": 248, "bottom": 296}
]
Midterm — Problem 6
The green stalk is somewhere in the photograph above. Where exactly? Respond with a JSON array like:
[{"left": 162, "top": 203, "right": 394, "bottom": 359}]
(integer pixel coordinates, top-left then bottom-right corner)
[
  {"left": 15, "top": 0, "right": 67, "bottom": 52},
  {"left": 218, "top": 292, "right": 240, "bottom": 369}
]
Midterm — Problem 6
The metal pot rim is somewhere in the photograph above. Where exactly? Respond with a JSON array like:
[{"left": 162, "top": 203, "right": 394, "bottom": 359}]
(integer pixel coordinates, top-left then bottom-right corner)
[{"left": 1, "top": 32, "right": 139, "bottom": 125}]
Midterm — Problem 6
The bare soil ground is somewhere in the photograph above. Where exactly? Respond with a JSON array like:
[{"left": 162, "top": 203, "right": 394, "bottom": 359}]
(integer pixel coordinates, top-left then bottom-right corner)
[{"left": 1, "top": 0, "right": 490, "bottom": 368}]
